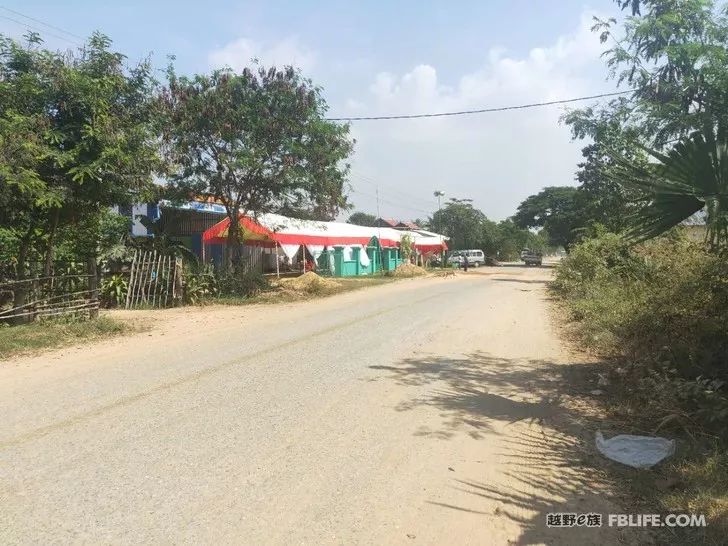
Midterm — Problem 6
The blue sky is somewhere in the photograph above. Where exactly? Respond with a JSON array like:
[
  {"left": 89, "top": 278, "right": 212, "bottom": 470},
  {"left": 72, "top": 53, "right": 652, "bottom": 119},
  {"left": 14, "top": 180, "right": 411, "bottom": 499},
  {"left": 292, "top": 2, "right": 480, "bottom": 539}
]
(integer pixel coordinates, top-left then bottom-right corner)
[{"left": 0, "top": 1, "right": 624, "bottom": 221}]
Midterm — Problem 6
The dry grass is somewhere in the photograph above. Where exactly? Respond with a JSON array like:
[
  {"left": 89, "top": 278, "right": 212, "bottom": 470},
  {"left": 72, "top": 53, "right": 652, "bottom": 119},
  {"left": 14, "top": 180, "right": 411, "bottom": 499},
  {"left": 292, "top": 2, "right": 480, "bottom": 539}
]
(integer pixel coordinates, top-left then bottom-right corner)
[
  {"left": 386, "top": 263, "right": 428, "bottom": 278},
  {"left": 214, "top": 273, "right": 399, "bottom": 305},
  {"left": 282, "top": 271, "right": 341, "bottom": 294},
  {"left": 664, "top": 448, "right": 728, "bottom": 540},
  {"left": 0, "top": 316, "right": 144, "bottom": 360}
]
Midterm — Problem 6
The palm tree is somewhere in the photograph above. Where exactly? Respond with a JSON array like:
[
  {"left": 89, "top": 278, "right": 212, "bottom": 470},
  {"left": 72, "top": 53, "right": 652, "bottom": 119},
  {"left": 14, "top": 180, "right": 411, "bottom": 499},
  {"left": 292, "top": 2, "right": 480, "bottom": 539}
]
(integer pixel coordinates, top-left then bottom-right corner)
[{"left": 610, "top": 131, "right": 728, "bottom": 249}]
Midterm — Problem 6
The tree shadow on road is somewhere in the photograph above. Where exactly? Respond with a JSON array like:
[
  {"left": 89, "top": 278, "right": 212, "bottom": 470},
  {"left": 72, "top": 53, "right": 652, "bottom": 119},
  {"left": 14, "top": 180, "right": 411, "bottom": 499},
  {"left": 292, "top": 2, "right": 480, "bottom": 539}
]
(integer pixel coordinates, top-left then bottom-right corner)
[
  {"left": 369, "top": 352, "right": 643, "bottom": 545},
  {"left": 490, "top": 278, "right": 549, "bottom": 285}
]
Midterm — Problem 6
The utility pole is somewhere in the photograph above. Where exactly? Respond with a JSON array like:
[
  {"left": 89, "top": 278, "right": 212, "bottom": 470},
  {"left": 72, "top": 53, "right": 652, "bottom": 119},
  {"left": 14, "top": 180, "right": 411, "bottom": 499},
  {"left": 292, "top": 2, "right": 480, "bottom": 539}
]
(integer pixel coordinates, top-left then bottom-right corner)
[
  {"left": 376, "top": 185, "right": 384, "bottom": 274},
  {"left": 434, "top": 190, "right": 445, "bottom": 267},
  {"left": 433, "top": 190, "right": 445, "bottom": 231}
]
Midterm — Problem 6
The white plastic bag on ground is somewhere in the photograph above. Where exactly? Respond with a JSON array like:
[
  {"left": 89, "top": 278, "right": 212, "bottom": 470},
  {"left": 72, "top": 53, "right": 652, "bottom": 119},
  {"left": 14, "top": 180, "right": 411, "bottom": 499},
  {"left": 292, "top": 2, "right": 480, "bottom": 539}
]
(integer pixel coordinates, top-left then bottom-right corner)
[{"left": 596, "top": 431, "right": 675, "bottom": 469}]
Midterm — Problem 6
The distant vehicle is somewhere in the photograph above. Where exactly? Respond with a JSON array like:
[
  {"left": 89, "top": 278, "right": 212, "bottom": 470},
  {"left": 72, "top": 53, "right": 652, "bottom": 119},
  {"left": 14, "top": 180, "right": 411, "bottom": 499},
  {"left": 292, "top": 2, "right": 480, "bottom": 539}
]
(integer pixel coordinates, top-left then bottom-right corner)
[
  {"left": 522, "top": 250, "right": 543, "bottom": 266},
  {"left": 448, "top": 249, "right": 486, "bottom": 267}
]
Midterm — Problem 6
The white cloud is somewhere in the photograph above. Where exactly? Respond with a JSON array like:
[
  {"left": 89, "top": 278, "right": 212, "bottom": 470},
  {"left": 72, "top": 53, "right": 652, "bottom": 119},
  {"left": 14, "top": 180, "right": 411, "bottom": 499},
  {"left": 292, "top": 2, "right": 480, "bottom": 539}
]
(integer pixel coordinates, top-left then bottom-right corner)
[
  {"left": 208, "top": 36, "right": 316, "bottom": 72},
  {"left": 343, "top": 12, "right": 610, "bottom": 221}
]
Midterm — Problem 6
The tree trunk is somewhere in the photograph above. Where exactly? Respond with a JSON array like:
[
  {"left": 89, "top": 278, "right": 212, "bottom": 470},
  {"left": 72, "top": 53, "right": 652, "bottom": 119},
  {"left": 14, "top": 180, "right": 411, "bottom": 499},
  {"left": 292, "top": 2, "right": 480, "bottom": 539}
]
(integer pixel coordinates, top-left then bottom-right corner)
[
  {"left": 43, "top": 208, "right": 60, "bottom": 278},
  {"left": 13, "top": 226, "right": 33, "bottom": 325},
  {"left": 225, "top": 211, "right": 242, "bottom": 271},
  {"left": 87, "top": 256, "right": 99, "bottom": 319}
]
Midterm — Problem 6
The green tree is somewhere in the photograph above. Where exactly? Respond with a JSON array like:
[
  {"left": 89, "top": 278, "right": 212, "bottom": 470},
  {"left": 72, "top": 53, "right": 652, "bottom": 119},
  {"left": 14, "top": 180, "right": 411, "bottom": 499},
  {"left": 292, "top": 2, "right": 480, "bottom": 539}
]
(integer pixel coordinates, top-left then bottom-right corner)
[
  {"left": 162, "top": 65, "right": 354, "bottom": 268},
  {"left": 494, "top": 219, "right": 547, "bottom": 260},
  {"left": 0, "top": 32, "right": 159, "bottom": 278},
  {"left": 430, "top": 201, "right": 485, "bottom": 250},
  {"left": 594, "top": 0, "right": 728, "bottom": 147},
  {"left": 512, "top": 187, "right": 583, "bottom": 249},
  {"left": 347, "top": 211, "right": 377, "bottom": 226},
  {"left": 428, "top": 201, "right": 539, "bottom": 259},
  {"left": 563, "top": 107, "right": 646, "bottom": 233},
  {"left": 563, "top": 0, "right": 728, "bottom": 248},
  {"left": 399, "top": 233, "right": 414, "bottom": 261}
]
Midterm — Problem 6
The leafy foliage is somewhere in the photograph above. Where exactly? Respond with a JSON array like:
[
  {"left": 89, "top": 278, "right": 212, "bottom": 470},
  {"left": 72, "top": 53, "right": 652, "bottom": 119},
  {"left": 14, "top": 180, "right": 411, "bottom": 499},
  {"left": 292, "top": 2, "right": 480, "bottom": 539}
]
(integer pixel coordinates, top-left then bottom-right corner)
[
  {"left": 161, "top": 65, "right": 354, "bottom": 268},
  {"left": 215, "top": 267, "right": 269, "bottom": 298},
  {"left": 100, "top": 274, "right": 128, "bottom": 307},
  {"left": 182, "top": 266, "right": 217, "bottom": 305},
  {"left": 563, "top": 107, "right": 646, "bottom": 233},
  {"left": 595, "top": 0, "right": 728, "bottom": 146},
  {"left": 512, "top": 187, "right": 584, "bottom": 249},
  {"left": 347, "top": 211, "right": 377, "bottom": 226},
  {"left": 429, "top": 201, "right": 546, "bottom": 260},
  {"left": 562, "top": 1, "right": 728, "bottom": 250},
  {"left": 0, "top": 32, "right": 159, "bottom": 277},
  {"left": 399, "top": 234, "right": 414, "bottom": 261},
  {"left": 554, "top": 231, "right": 728, "bottom": 434},
  {"left": 431, "top": 201, "right": 485, "bottom": 250}
]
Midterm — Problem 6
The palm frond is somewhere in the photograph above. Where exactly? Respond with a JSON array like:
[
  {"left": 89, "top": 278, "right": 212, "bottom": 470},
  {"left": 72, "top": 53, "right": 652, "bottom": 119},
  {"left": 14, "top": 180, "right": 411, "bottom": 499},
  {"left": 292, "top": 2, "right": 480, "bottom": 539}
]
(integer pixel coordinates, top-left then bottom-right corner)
[
  {"left": 624, "top": 193, "right": 705, "bottom": 243},
  {"left": 607, "top": 131, "right": 728, "bottom": 248}
]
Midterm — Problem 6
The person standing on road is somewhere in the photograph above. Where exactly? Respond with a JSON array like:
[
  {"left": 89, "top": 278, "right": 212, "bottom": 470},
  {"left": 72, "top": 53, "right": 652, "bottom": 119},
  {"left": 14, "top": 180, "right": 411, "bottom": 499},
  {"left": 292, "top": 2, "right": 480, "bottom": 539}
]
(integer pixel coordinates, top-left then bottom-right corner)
[{"left": 463, "top": 254, "right": 469, "bottom": 272}]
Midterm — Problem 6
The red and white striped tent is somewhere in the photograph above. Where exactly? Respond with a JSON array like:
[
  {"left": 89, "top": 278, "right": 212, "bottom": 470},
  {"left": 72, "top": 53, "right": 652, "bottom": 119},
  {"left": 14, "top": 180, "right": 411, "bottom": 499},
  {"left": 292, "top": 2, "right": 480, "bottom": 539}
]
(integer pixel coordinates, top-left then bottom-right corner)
[{"left": 201, "top": 212, "right": 447, "bottom": 260}]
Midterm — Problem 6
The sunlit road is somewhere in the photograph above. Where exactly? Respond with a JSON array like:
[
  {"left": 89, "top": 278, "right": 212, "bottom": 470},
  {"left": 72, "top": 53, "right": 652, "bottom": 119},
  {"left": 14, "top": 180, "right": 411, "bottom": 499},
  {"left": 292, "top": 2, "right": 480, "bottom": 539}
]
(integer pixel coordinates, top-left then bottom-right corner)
[{"left": 0, "top": 265, "right": 635, "bottom": 545}]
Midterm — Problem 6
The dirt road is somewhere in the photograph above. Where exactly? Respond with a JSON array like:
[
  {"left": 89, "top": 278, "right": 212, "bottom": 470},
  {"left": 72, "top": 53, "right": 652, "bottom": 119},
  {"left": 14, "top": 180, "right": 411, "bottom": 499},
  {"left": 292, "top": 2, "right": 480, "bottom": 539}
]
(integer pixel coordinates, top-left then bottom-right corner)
[{"left": 0, "top": 265, "right": 636, "bottom": 545}]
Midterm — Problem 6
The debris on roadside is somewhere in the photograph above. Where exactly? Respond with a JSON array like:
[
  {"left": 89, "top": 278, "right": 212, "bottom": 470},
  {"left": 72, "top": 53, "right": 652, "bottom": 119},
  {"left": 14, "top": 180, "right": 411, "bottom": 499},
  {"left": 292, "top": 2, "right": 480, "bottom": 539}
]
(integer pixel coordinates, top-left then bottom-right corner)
[
  {"left": 275, "top": 272, "right": 341, "bottom": 296},
  {"left": 596, "top": 431, "right": 676, "bottom": 469},
  {"left": 387, "top": 263, "right": 428, "bottom": 278}
]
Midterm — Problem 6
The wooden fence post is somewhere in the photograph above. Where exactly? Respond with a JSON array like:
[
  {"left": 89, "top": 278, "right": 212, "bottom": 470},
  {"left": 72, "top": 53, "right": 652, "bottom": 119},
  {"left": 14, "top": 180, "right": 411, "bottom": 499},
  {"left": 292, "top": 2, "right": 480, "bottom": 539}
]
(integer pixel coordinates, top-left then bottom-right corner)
[
  {"left": 125, "top": 249, "right": 136, "bottom": 310},
  {"left": 87, "top": 257, "right": 99, "bottom": 319}
]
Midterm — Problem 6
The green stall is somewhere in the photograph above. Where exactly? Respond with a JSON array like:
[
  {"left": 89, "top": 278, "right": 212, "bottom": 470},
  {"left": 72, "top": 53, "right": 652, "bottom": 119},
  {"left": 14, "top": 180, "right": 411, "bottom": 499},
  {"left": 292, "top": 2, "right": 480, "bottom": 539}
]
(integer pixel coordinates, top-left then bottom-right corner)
[{"left": 317, "top": 236, "right": 402, "bottom": 277}]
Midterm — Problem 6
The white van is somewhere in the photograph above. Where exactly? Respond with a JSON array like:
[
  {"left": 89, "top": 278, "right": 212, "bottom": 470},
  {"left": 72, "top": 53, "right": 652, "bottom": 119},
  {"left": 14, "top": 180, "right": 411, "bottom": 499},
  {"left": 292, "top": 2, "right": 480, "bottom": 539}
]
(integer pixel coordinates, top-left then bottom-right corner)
[{"left": 448, "top": 249, "right": 486, "bottom": 267}]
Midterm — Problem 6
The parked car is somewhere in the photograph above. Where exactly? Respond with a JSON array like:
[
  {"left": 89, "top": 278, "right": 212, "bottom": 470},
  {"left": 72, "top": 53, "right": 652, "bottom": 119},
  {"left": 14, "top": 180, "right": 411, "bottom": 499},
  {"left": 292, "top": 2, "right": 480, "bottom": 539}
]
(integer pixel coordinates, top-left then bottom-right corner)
[
  {"left": 448, "top": 249, "right": 486, "bottom": 267},
  {"left": 522, "top": 250, "right": 543, "bottom": 266}
]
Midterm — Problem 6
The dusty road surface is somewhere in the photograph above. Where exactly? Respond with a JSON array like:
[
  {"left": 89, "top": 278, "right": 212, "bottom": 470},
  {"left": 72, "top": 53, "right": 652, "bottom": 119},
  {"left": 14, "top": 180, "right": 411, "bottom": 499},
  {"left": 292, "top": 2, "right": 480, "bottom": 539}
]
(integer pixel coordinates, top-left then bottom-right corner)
[{"left": 1, "top": 265, "right": 637, "bottom": 545}]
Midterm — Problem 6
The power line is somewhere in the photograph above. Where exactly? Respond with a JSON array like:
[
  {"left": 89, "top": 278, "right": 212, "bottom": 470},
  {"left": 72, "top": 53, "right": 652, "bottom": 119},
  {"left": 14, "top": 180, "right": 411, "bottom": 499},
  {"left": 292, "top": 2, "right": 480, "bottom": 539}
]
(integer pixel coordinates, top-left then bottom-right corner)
[
  {"left": 0, "top": 14, "right": 83, "bottom": 46},
  {"left": 0, "top": 6, "right": 169, "bottom": 74},
  {"left": 326, "top": 90, "right": 632, "bottom": 121},
  {"left": 351, "top": 175, "right": 436, "bottom": 208},
  {"left": 349, "top": 188, "right": 432, "bottom": 216},
  {"left": 0, "top": 6, "right": 85, "bottom": 40}
]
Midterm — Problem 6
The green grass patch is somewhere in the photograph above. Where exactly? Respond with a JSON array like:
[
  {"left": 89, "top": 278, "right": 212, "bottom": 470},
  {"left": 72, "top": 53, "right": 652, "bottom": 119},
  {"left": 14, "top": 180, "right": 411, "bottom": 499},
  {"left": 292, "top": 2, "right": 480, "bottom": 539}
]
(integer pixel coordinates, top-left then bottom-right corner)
[
  {"left": 664, "top": 446, "right": 728, "bottom": 544},
  {"left": 618, "top": 441, "right": 728, "bottom": 545},
  {"left": 0, "top": 316, "right": 141, "bottom": 360}
]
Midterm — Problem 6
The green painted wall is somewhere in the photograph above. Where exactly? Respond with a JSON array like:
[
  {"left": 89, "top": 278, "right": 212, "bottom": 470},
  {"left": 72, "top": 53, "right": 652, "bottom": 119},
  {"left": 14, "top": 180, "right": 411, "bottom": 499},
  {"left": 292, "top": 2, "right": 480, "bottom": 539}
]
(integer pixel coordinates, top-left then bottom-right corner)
[{"left": 317, "top": 237, "right": 403, "bottom": 277}]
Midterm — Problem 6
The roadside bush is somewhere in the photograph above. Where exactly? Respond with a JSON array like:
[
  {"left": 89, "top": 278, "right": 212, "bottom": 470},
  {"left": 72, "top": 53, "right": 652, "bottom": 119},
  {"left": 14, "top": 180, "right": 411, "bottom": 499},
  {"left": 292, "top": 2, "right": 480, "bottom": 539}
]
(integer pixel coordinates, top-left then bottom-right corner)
[
  {"left": 100, "top": 274, "right": 128, "bottom": 308},
  {"left": 552, "top": 231, "right": 647, "bottom": 295},
  {"left": 215, "top": 267, "right": 269, "bottom": 298},
  {"left": 182, "top": 266, "right": 217, "bottom": 304},
  {"left": 182, "top": 265, "right": 271, "bottom": 304},
  {"left": 553, "top": 230, "right": 728, "bottom": 435}
]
